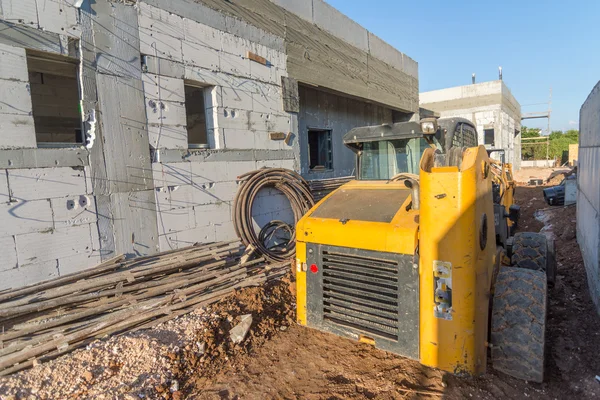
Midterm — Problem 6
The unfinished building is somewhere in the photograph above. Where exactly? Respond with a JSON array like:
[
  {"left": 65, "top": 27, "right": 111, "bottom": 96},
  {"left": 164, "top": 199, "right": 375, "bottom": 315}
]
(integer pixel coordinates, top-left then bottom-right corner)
[
  {"left": 578, "top": 81, "right": 600, "bottom": 314},
  {"left": 420, "top": 81, "right": 522, "bottom": 169},
  {"left": 0, "top": 0, "right": 418, "bottom": 289}
]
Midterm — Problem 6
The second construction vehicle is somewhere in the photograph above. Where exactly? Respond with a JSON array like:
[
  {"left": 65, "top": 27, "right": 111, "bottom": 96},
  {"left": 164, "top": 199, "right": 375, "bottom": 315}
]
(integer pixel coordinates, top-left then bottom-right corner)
[{"left": 295, "top": 118, "right": 554, "bottom": 382}]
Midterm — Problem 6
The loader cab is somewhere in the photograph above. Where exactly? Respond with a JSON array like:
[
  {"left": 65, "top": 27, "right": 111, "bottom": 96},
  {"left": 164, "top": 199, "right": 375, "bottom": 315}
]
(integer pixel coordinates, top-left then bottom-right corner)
[
  {"left": 343, "top": 118, "right": 478, "bottom": 181},
  {"left": 344, "top": 120, "right": 440, "bottom": 181}
]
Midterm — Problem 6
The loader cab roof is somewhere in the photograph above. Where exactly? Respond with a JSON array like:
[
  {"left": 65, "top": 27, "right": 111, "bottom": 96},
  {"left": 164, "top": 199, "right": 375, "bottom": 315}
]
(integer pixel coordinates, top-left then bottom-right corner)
[{"left": 343, "top": 118, "right": 478, "bottom": 153}]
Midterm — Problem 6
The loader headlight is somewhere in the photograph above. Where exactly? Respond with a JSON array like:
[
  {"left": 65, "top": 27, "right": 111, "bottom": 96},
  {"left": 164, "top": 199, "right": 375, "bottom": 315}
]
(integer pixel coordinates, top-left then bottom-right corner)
[{"left": 420, "top": 118, "right": 438, "bottom": 134}]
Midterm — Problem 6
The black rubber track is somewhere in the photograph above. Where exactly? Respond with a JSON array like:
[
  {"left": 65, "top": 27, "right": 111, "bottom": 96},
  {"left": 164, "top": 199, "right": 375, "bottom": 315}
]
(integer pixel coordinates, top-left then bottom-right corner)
[
  {"left": 511, "top": 232, "right": 548, "bottom": 272},
  {"left": 491, "top": 267, "right": 547, "bottom": 383},
  {"left": 233, "top": 168, "right": 314, "bottom": 262}
]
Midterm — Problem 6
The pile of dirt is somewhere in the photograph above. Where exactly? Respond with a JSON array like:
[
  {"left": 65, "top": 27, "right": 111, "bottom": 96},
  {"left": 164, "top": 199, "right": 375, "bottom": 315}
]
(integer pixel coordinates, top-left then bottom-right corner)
[
  {"left": 546, "top": 167, "right": 576, "bottom": 186},
  {"left": 0, "top": 310, "right": 212, "bottom": 399},
  {"left": 177, "top": 274, "right": 296, "bottom": 390},
  {"left": 180, "top": 184, "right": 600, "bottom": 399}
]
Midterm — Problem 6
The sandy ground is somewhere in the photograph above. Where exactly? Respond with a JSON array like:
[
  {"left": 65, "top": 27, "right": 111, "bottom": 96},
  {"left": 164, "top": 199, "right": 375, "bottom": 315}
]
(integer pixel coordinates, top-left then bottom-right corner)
[{"left": 1, "top": 176, "right": 599, "bottom": 399}]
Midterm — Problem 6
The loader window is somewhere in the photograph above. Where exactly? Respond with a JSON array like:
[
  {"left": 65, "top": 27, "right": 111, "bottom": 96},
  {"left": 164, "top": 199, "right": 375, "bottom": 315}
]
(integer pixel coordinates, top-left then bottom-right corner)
[{"left": 359, "top": 138, "right": 429, "bottom": 180}]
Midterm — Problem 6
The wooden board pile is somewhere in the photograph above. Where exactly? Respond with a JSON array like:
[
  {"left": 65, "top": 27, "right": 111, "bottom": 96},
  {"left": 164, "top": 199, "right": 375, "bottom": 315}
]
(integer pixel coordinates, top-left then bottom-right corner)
[
  {"left": 0, "top": 240, "right": 288, "bottom": 376},
  {"left": 308, "top": 176, "right": 353, "bottom": 202}
]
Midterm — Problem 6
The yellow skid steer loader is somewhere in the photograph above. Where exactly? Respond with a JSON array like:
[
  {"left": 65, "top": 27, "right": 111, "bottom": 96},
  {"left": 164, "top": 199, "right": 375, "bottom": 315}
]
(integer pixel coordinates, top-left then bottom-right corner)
[{"left": 296, "top": 118, "right": 554, "bottom": 382}]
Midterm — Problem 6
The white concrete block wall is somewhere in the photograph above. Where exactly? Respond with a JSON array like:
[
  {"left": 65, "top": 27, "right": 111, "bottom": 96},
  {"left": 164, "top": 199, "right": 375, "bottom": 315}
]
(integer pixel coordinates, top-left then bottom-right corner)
[
  {"left": 578, "top": 81, "right": 600, "bottom": 314},
  {"left": 0, "top": 166, "right": 100, "bottom": 289},
  {"left": 137, "top": 3, "right": 297, "bottom": 248}
]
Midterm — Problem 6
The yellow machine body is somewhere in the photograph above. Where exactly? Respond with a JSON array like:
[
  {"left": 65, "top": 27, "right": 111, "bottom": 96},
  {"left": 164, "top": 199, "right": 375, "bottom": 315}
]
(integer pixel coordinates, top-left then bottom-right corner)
[{"left": 296, "top": 145, "right": 496, "bottom": 375}]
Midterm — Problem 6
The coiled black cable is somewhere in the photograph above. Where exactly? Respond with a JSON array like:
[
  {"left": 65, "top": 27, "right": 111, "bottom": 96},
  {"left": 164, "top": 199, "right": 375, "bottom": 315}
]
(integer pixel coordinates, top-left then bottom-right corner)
[{"left": 233, "top": 168, "right": 315, "bottom": 262}]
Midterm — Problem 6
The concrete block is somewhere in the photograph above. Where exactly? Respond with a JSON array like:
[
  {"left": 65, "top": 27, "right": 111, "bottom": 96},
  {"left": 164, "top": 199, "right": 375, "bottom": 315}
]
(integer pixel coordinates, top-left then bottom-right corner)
[
  {"left": 190, "top": 159, "right": 255, "bottom": 183},
  {"left": 166, "top": 180, "right": 238, "bottom": 207},
  {"left": 312, "top": 0, "right": 369, "bottom": 52},
  {"left": 256, "top": 158, "right": 295, "bottom": 170},
  {"left": 1, "top": 0, "right": 39, "bottom": 26},
  {"left": 176, "top": 225, "right": 216, "bottom": 247},
  {"left": 367, "top": 32, "right": 403, "bottom": 72},
  {"left": 139, "top": 26, "right": 183, "bottom": 62},
  {"left": 8, "top": 167, "right": 87, "bottom": 201},
  {"left": 182, "top": 41, "right": 220, "bottom": 71},
  {"left": 220, "top": 32, "right": 253, "bottom": 58},
  {"left": 0, "top": 171, "right": 8, "bottom": 201},
  {"left": 51, "top": 195, "right": 97, "bottom": 228},
  {"left": 194, "top": 202, "right": 231, "bottom": 227},
  {"left": 214, "top": 220, "right": 236, "bottom": 242},
  {"left": 252, "top": 85, "right": 283, "bottom": 113},
  {"left": 0, "top": 235, "right": 18, "bottom": 271},
  {"left": 157, "top": 206, "right": 196, "bottom": 234},
  {"left": 250, "top": 61, "right": 276, "bottom": 84},
  {"left": 15, "top": 223, "right": 93, "bottom": 266},
  {"left": 184, "top": 18, "right": 221, "bottom": 50},
  {"left": 158, "top": 233, "right": 177, "bottom": 251},
  {"left": 221, "top": 87, "right": 254, "bottom": 111},
  {"left": 269, "top": 0, "right": 313, "bottom": 22},
  {"left": 143, "top": 73, "right": 185, "bottom": 102},
  {"left": 153, "top": 162, "right": 192, "bottom": 188},
  {"left": 145, "top": 98, "right": 187, "bottom": 126},
  {"left": 58, "top": 252, "right": 102, "bottom": 276},
  {"left": 254, "top": 130, "right": 285, "bottom": 150},
  {"left": 250, "top": 112, "right": 291, "bottom": 133},
  {"left": 0, "top": 260, "right": 59, "bottom": 291},
  {"left": 0, "top": 114, "right": 36, "bottom": 149},
  {"left": 138, "top": 2, "right": 185, "bottom": 39},
  {"left": 222, "top": 128, "right": 255, "bottom": 150},
  {"left": 148, "top": 123, "right": 188, "bottom": 150},
  {"left": 0, "top": 79, "right": 33, "bottom": 115},
  {"left": 0, "top": 199, "right": 54, "bottom": 236},
  {"left": 0, "top": 43, "right": 28, "bottom": 81},
  {"left": 36, "top": 0, "right": 80, "bottom": 37},
  {"left": 185, "top": 65, "right": 228, "bottom": 87},
  {"left": 222, "top": 14, "right": 285, "bottom": 53},
  {"left": 219, "top": 51, "right": 251, "bottom": 79},
  {"left": 143, "top": 55, "right": 185, "bottom": 79}
]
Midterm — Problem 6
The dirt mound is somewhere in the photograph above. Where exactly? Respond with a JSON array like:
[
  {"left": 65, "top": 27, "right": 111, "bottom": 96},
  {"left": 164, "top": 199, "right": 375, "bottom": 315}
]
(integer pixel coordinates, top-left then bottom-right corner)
[
  {"left": 177, "top": 274, "right": 296, "bottom": 390},
  {"left": 546, "top": 167, "right": 576, "bottom": 186}
]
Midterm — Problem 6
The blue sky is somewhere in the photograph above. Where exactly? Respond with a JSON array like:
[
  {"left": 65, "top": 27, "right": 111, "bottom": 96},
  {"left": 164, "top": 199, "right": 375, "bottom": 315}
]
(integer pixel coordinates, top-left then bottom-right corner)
[{"left": 326, "top": 0, "right": 600, "bottom": 133}]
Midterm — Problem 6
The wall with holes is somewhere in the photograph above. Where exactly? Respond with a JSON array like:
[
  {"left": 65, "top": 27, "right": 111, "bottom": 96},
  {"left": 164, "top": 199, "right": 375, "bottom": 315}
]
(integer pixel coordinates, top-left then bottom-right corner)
[
  {"left": 137, "top": 2, "right": 296, "bottom": 251},
  {"left": 578, "top": 81, "right": 600, "bottom": 315},
  {"left": 0, "top": 0, "right": 418, "bottom": 288},
  {"left": 0, "top": 0, "right": 101, "bottom": 289}
]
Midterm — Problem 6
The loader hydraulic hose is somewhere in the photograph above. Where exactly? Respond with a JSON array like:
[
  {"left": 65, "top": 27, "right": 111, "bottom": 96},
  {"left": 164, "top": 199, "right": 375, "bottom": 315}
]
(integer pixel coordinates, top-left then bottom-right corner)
[{"left": 233, "top": 168, "right": 315, "bottom": 262}]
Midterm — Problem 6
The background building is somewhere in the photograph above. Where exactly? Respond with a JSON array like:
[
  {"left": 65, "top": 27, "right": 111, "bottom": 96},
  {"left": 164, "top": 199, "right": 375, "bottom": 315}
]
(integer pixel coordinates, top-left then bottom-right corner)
[
  {"left": 0, "top": 0, "right": 418, "bottom": 289},
  {"left": 420, "top": 81, "right": 522, "bottom": 169}
]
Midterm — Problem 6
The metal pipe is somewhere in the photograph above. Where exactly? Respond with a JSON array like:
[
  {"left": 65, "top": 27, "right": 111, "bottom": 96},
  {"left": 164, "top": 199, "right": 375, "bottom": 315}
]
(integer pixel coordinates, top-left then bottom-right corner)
[{"left": 404, "top": 178, "right": 420, "bottom": 211}]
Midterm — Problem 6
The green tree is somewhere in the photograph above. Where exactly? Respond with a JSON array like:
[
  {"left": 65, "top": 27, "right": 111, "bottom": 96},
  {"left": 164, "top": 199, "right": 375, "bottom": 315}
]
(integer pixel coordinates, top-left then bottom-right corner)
[{"left": 521, "top": 126, "right": 543, "bottom": 159}]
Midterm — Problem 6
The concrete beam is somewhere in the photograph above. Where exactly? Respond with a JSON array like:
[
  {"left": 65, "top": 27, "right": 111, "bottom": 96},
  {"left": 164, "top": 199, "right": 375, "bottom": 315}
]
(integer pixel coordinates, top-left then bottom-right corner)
[
  {"left": 0, "top": 148, "right": 90, "bottom": 169},
  {"left": 0, "top": 20, "right": 66, "bottom": 55},
  {"left": 140, "top": 0, "right": 284, "bottom": 52},
  {"left": 155, "top": 148, "right": 295, "bottom": 163}
]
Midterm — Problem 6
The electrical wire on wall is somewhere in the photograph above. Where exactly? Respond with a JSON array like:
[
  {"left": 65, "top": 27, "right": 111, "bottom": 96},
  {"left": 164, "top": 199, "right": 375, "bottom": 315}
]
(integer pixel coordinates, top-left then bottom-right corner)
[{"left": 233, "top": 168, "right": 315, "bottom": 262}]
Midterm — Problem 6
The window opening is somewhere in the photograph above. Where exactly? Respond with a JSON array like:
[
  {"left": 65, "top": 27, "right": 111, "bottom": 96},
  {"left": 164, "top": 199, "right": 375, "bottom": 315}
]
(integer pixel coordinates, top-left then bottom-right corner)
[
  {"left": 308, "top": 129, "right": 333, "bottom": 170},
  {"left": 27, "top": 50, "right": 82, "bottom": 146}
]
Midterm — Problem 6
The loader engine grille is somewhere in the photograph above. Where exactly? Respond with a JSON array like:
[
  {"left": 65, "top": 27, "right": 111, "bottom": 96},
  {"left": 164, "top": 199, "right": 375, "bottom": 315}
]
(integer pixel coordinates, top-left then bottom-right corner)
[{"left": 321, "top": 250, "right": 400, "bottom": 341}]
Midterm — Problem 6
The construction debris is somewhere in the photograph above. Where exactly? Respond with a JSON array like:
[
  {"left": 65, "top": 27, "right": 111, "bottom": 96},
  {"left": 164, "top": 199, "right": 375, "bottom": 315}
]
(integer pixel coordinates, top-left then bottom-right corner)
[
  {"left": 229, "top": 314, "right": 253, "bottom": 344},
  {"left": 0, "top": 241, "right": 288, "bottom": 376}
]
